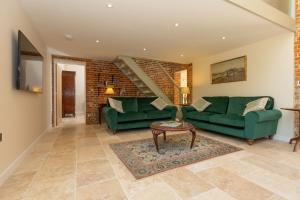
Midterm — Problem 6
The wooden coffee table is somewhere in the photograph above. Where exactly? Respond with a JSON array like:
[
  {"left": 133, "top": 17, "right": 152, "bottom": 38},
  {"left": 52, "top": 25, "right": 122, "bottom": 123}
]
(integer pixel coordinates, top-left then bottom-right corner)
[{"left": 150, "top": 121, "right": 196, "bottom": 152}]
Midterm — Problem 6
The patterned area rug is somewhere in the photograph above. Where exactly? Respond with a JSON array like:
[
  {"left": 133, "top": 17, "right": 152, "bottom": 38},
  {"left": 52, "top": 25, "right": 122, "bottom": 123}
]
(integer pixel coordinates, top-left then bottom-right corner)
[{"left": 110, "top": 133, "right": 242, "bottom": 179}]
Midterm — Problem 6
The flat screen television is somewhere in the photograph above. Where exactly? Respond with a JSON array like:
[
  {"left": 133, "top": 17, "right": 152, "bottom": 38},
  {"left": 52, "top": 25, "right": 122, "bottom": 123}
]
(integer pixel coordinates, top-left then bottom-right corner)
[{"left": 17, "top": 30, "right": 43, "bottom": 93}]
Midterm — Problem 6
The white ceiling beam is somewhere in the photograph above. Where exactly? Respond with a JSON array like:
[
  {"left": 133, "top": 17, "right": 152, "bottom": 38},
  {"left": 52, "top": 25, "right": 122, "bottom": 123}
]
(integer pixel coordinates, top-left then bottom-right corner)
[{"left": 225, "top": 0, "right": 296, "bottom": 32}]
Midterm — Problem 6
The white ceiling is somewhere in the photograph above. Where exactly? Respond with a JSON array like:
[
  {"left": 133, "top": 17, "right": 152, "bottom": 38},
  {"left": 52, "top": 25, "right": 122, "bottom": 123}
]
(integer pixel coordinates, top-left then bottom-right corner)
[{"left": 19, "top": 0, "right": 289, "bottom": 63}]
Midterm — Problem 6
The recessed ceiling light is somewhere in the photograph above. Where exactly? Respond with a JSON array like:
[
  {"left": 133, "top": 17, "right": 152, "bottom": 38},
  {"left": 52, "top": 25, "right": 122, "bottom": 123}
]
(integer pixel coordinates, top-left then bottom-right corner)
[
  {"left": 174, "top": 23, "right": 179, "bottom": 27},
  {"left": 107, "top": 3, "right": 113, "bottom": 8},
  {"left": 96, "top": 40, "right": 100, "bottom": 43},
  {"left": 143, "top": 48, "right": 147, "bottom": 51},
  {"left": 221, "top": 36, "right": 226, "bottom": 40},
  {"left": 180, "top": 54, "right": 184, "bottom": 57},
  {"left": 64, "top": 34, "right": 73, "bottom": 40}
]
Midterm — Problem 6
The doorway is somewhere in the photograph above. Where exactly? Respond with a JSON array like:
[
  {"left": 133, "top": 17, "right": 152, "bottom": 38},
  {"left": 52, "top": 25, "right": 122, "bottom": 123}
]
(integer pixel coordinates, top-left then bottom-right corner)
[
  {"left": 62, "top": 71, "right": 76, "bottom": 117},
  {"left": 53, "top": 60, "right": 86, "bottom": 126}
]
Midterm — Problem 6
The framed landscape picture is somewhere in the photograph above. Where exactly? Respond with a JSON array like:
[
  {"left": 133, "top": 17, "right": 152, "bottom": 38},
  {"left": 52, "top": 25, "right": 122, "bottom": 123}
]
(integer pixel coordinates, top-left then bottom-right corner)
[{"left": 211, "top": 56, "right": 247, "bottom": 84}]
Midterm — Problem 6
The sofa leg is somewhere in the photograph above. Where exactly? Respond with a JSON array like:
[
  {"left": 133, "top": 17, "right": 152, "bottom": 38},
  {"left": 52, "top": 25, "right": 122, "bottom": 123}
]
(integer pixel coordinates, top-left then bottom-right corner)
[
  {"left": 268, "top": 135, "right": 273, "bottom": 139},
  {"left": 247, "top": 139, "right": 254, "bottom": 145}
]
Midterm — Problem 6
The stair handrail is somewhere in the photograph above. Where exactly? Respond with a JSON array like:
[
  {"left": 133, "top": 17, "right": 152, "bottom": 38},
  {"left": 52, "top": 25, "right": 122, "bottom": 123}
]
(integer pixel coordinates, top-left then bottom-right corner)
[{"left": 153, "top": 61, "right": 181, "bottom": 91}]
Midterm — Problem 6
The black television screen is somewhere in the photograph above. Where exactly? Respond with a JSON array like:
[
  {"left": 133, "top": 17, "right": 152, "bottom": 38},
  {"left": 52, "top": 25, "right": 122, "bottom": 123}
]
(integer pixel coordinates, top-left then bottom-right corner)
[{"left": 17, "top": 30, "right": 43, "bottom": 93}]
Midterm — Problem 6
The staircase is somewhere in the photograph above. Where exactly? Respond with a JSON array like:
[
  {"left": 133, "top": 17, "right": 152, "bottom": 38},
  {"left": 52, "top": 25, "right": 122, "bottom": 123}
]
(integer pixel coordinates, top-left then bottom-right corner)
[{"left": 113, "top": 56, "right": 177, "bottom": 105}]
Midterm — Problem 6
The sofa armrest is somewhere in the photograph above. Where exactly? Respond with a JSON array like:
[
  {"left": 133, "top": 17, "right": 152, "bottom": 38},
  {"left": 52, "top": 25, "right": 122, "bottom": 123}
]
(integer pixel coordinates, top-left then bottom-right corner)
[
  {"left": 102, "top": 107, "right": 118, "bottom": 131},
  {"left": 245, "top": 109, "right": 282, "bottom": 123},
  {"left": 163, "top": 105, "right": 178, "bottom": 119},
  {"left": 244, "top": 109, "right": 282, "bottom": 140},
  {"left": 181, "top": 106, "right": 196, "bottom": 121}
]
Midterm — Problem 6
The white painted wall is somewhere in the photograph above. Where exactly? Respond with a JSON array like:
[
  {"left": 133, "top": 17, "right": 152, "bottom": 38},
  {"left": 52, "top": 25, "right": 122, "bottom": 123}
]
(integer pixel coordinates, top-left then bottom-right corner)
[
  {"left": 180, "top": 70, "right": 188, "bottom": 87},
  {"left": 192, "top": 33, "right": 294, "bottom": 141},
  {"left": 57, "top": 63, "right": 85, "bottom": 123},
  {"left": 0, "top": 0, "right": 51, "bottom": 177}
]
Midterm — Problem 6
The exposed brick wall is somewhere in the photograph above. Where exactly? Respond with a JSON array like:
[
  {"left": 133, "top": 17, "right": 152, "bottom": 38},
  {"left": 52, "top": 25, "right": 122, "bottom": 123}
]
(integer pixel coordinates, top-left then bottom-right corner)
[
  {"left": 295, "top": 0, "right": 300, "bottom": 134},
  {"left": 52, "top": 55, "right": 192, "bottom": 124},
  {"left": 85, "top": 60, "right": 139, "bottom": 124},
  {"left": 133, "top": 57, "right": 192, "bottom": 103}
]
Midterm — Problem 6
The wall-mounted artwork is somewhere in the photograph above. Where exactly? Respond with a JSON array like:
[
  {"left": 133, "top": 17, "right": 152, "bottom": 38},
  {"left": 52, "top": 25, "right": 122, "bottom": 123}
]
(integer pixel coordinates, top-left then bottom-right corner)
[{"left": 211, "top": 56, "right": 247, "bottom": 84}]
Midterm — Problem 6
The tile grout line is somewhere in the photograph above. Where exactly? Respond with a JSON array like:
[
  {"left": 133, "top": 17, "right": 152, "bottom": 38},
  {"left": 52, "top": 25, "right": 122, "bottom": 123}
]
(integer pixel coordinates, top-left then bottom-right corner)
[
  {"left": 74, "top": 141, "right": 78, "bottom": 200},
  {"left": 76, "top": 177, "right": 117, "bottom": 190},
  {"left": 158, "top": 179, "right": 184, "bottom": 200},
  {"left": 235, "top": 159, "right": 297, "bottom": 199},
  {"left": 21, "top": 131, "right": 58, "bottom": 198},
  {"left": 97, "top": 128, "right": 130, "bottom": 200}
]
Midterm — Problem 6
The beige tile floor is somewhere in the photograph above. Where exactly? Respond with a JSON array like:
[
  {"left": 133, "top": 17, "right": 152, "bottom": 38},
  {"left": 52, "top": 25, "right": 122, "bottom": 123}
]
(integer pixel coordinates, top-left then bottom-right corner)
[{"left": 1, "top": 120, "right": 300, "bottom": 200}]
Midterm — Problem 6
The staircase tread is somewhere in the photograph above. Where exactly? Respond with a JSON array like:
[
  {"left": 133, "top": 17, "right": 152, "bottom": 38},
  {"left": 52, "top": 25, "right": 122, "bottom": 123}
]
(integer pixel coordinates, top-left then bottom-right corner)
[{"left": 113, "top": 56, "right": 172, "bottom": 104}]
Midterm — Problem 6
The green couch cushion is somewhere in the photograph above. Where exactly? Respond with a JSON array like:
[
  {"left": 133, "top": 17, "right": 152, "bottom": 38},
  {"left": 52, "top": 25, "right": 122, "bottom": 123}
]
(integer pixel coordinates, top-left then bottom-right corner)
[
  {"left": 209, "top": 114, "right": 245, "bottom": 128},
  {"left": 186, "top": 111, "right": 215, "bottom": 122},
  {"left": 137, "top": 97, "right": 157, "bottom": 112},
  {"left": 146, "top": 110, "right": 171, "bottom": 120},
  {"left": 111, "top": 97, "right": 138, "bottom": 112},
  {"left": 203, "top": 96, "right": 229, "bottom": 114},
  {"left": 227, "top": 96, "right": 274, "bottom": 116},
  {"left": 118, "top": 112, "right": 147, "bottom": 123}
]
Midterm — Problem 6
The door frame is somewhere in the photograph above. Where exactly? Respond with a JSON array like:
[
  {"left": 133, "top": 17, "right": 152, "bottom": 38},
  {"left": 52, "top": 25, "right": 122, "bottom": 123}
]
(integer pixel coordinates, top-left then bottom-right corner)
[{"left": 51, "top": 56, "right": 86, "bottom": 127}]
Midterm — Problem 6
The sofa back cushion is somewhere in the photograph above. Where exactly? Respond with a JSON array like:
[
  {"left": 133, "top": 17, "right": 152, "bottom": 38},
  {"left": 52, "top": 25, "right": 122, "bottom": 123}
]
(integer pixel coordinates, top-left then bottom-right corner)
[
  {"left": 137, "top": 97, "right": 157, "bottom": 112},
  {"left": 109, "top": 97, "right": 138, "bottom": 112},
  {"left": 227, "top": 96, "right": 274, "bottom": 116},
  {"left": 203, "top": 96, "right": 229, "bottom": 114}
]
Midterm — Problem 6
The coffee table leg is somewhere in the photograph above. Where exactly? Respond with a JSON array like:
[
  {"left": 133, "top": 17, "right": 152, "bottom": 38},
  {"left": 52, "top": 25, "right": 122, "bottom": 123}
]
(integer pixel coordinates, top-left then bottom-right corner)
[
  {"left": 289, "top": 136, "right": 299, "bottom": 144},
  {"left": 163, "top": 131, "right": 166, "bottom": 141},
  {"left": 152, "top": 130, "right": 159, "bottom": 152},
  {"left": 294, "top": 111, "right": 300, "bottom": 152},
  {"left": 190, "top": 129, "right": 196, "bottom": 149},
  {"left": 293, "top": 137, "right": 300, "bottom": 152}
]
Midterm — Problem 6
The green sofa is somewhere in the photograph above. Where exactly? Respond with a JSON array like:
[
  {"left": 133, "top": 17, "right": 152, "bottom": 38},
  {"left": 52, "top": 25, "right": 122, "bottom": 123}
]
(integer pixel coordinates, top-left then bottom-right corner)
[
  {"left": 182, "top": 96, "right": 282, "bottom": 144},
  {"left": 102, "top": 97, "right": 177, "bottom": 133}
]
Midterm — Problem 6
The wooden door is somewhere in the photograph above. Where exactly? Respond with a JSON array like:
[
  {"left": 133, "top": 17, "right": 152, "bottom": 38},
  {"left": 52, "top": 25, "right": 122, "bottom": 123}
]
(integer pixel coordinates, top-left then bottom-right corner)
[{"left": 62, "top": 71, "right": 76, "bottom": 117}]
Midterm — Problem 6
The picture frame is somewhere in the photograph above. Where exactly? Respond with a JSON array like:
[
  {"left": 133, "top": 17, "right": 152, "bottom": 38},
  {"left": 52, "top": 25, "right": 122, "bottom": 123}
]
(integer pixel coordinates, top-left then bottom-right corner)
[{"left": 211, "top": 56, "right": 247, "bottom": 84}]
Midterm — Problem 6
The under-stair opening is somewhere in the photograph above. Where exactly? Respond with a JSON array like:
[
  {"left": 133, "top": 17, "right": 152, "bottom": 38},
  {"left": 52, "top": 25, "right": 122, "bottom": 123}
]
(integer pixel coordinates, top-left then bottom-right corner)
[{"left": 174, "top": 70, "right": 188, "bottom": 105}]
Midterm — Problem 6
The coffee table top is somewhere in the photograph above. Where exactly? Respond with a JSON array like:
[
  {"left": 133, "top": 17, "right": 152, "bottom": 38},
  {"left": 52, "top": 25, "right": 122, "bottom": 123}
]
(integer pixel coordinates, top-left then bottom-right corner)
[
  {"left": 281, "top": 108, "right": 300, "bottom": 112},
  {"left": 150, "top": 121, "right": 194, "bottom": 131}
]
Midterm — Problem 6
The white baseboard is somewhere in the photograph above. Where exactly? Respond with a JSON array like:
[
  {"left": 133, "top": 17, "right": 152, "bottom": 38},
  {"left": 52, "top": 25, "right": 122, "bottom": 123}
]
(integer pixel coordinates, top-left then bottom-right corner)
[
  {"left": 273, "top": 134, "right": 290, "bottom": 142},
  {"left": 76, "top": 112, "right": 85, "bottom": 116},
  {"left": 0, "top": 126, "right": 52, "bottom": 186}
]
